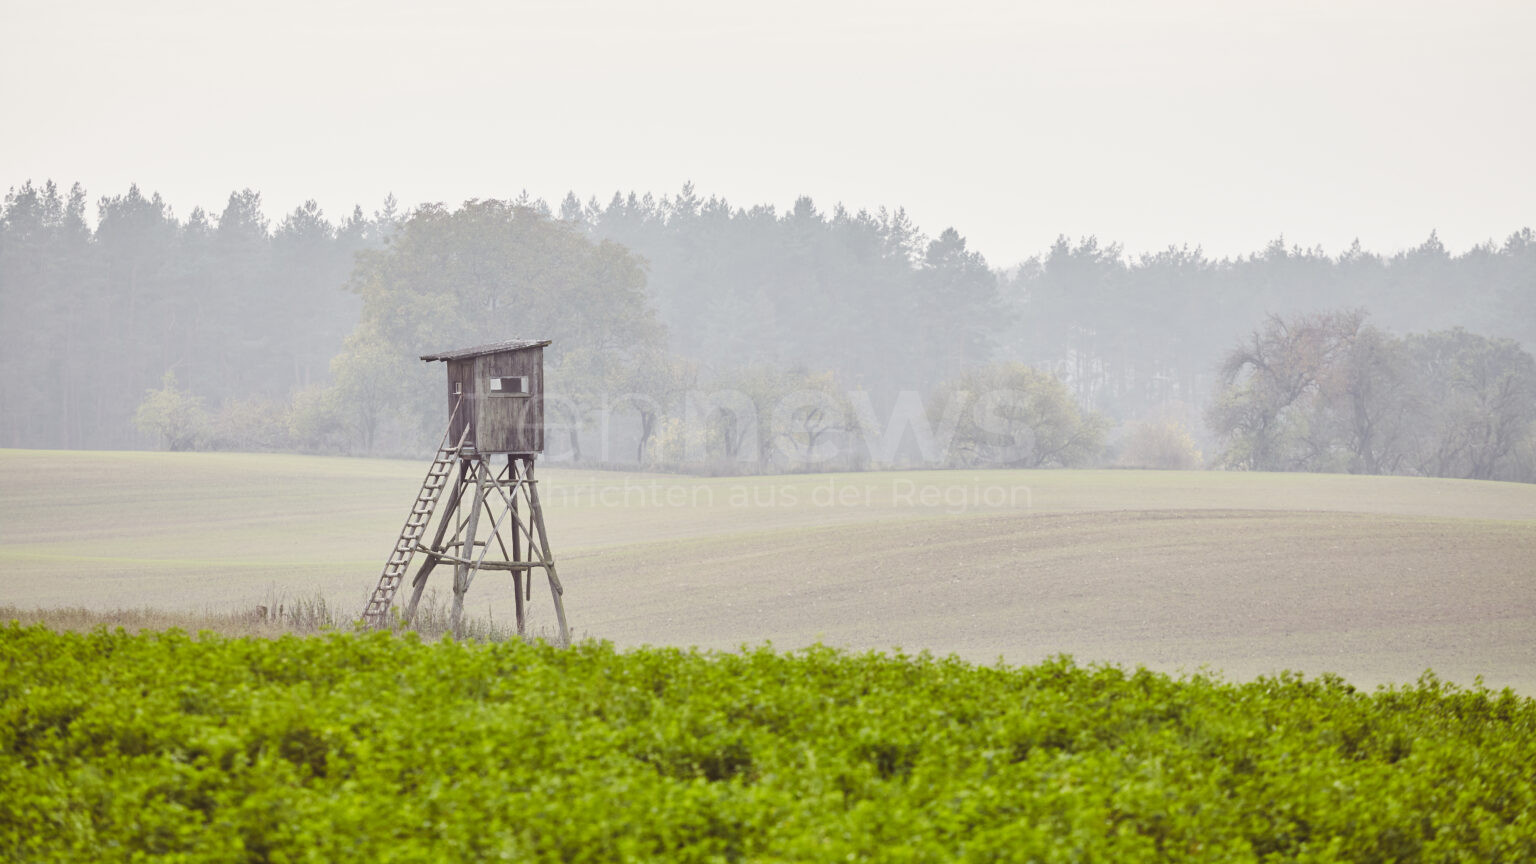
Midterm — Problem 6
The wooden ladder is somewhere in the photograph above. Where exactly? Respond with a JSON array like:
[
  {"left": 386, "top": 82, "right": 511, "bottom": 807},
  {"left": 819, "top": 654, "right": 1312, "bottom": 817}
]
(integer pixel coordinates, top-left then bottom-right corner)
[{"left": 362, "top": 406, "right": 468, "bottom": 626}]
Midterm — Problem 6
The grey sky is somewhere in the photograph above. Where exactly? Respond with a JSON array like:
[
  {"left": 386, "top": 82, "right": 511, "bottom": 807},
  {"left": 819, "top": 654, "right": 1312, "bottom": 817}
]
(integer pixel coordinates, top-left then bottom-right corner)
[{"left": 3, "top": 0, "right": 1531, "bottom": 266}]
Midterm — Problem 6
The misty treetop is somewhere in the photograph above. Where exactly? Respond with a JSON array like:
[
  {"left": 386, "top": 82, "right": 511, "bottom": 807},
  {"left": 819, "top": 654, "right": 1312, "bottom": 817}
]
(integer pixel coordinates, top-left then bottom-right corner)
[{"left": 557, "top": 185, "right": 1004, "bottom": 392}]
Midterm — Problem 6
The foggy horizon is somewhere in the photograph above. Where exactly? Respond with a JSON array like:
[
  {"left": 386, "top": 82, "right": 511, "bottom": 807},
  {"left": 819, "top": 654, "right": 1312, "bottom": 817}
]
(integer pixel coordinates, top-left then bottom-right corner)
[{"left": 4, "top": 0, "right": 1531, "bottom": 267}]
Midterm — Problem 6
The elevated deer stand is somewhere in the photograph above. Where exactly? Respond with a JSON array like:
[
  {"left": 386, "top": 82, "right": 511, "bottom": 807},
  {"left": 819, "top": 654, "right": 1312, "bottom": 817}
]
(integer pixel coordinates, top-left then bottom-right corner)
[{"left": 361, "top": 339, "right": 566, "bottom": 641}]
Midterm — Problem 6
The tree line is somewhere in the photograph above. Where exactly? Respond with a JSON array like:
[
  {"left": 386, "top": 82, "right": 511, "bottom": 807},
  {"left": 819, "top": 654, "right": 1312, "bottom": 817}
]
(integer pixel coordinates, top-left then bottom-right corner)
[
  {"left": 1208, "top": 311, "right": 1536, "bottom": 481},
  {"left": 0, "top": 181, "right": 396, "bottom": 449},
  {"left": 1002, "top": 233, "right": 1536, "bottom": 432},
  {"left": 3, "top": 179, "right": 1533, "bottom": 481},
  {"left": 557, "top": 184, "right": 1534, "bottom": 429}
]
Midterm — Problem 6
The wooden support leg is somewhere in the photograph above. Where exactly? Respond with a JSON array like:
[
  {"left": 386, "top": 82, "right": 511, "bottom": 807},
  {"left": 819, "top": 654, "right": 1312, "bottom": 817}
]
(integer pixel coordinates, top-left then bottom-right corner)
[
  {"left": 452, "top": 458, "right": 487, "bottom": 638},
  {"left": 525, "top": 458, "right": 568, "bottom": 645},
  {"left": 511, "top": 466, "right": 525, "bottom": 635}
]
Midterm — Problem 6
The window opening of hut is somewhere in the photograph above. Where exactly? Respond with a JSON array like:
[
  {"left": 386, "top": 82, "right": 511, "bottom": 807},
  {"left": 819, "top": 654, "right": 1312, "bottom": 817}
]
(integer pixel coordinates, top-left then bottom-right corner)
[
  {"left": 453, "top": 381, "right": 462, "bottom": 395},
  {"left": 490, "top": 376, "right": 528, "bottom": 396}
]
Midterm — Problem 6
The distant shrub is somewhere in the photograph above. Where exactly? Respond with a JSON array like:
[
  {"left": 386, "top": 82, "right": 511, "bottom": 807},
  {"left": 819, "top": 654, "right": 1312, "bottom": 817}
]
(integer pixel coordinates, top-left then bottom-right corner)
[
  {"left": 288, "top": 385, "right": 349, "bottom": 453},
  {"left": 205, "top": 396, "right": 293, "bottom": 452},
  {"left": 133, "top": 371, "right": 206, "bottom": 451},
  {"left": 1498, "top": 428, "right": 1536, "bottom": 484},
  {"left": 1119, "top": 419, "right": 1204, "bottom": 470},
  {"left": 934, "top": 363, "right": 1108, "bottom": 468}
]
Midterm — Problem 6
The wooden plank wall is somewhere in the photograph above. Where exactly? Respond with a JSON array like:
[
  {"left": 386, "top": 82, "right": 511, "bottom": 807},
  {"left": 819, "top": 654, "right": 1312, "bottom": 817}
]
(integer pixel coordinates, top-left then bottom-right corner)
[
  {"left": 473, "top": 347, "right": 544, "bottom": 453},
  {"left": 446, "top": 358, "right": 477, "bottom": 446}
]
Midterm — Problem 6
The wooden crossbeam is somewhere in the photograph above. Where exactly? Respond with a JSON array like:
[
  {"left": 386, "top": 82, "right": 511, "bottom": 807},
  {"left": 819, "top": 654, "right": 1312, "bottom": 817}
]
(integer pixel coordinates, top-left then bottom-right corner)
[{"left": 370, "top": 446, "right": 566, "bottom": 644}]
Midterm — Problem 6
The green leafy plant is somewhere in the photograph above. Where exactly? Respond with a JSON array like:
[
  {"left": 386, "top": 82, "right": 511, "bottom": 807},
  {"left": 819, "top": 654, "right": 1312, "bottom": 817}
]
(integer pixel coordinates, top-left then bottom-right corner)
[{"left": 2, "top": 626, "right": 1532, "bottom": 862}]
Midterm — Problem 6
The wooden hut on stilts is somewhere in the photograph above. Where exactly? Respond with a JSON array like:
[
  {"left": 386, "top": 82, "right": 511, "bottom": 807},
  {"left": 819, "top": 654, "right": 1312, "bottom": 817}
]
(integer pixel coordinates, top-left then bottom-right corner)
[{"left": 361, "top": 339, "right": 566, "bottom": 641}]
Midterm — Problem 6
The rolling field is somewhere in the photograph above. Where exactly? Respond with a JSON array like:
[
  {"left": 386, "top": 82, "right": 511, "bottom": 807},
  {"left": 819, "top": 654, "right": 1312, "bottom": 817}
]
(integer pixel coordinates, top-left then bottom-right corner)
[{"left": 2, "top": 448, "right": 1534, "bottom": 692}]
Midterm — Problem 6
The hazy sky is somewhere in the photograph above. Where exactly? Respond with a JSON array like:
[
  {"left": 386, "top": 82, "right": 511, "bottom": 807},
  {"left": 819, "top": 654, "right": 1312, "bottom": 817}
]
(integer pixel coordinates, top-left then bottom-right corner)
[{"left": 3, "top": 0, "right": 1532, "bottom": 266}]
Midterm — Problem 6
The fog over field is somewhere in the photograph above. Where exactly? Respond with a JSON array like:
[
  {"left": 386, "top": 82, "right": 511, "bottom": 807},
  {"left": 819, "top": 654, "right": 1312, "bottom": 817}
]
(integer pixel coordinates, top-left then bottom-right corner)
[
  {"left": 2, "top": 1, "right": 1533, "bottom": 476},
  {"left": 1, "top": 1, "right": 1534, "bottom": 688}
]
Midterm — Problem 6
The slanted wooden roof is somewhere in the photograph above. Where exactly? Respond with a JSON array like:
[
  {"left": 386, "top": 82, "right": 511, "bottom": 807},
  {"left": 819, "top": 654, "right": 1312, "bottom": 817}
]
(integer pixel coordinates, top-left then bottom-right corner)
[{"left": 419, "top": 339, "right": 552, "bottom": 362}]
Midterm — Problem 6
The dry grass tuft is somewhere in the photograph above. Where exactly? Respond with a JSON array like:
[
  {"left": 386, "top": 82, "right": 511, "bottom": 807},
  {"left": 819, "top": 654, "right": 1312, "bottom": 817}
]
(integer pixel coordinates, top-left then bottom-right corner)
[{"left": 0, "top": 589, "right": 554, "bottom": 644}]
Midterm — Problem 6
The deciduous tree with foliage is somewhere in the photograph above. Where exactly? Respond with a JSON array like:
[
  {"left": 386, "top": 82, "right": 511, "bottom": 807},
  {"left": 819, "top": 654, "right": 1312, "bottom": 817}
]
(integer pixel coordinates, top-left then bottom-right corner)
[
  {"left": 615, "top": 346, "right": 696, "bottom": 464},
  {"left": 1118, "top": 419, "right": 1203, "bottom": 470},
  {"left": 1209, "top": 312, "right": 1536, "bottom": 480},
  {"left": 133, "top": 371, "right": 205, "bottom": 451},
  {"left": 934, "top": 364, "right": 1107, "bottom": 468},
  {"left": 339, "top": 199, "right": 665, "bottom": 452},
  {"left": 1400, "top": 328, "right": 1536, "bottom": 480},
  {"left": 1206, "top": 310, "right": 1364, "bottom": 471}
]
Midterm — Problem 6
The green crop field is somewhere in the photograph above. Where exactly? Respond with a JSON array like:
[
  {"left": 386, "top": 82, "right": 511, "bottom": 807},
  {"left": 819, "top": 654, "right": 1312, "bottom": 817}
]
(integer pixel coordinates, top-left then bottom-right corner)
[
  {"left": 3, "top": 626, "right": 1534, "bottom": 862},
  {"left": 2, "top": 448, "right": 1535, "bottom": 691},
  {"left": 5, "top": 449, "right": 1536, "bottom": 860}
]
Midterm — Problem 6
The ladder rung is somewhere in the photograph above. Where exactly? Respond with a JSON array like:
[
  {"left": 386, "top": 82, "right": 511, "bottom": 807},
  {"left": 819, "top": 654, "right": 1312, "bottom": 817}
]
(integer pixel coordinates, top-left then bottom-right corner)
[{"left": 362, "top": 417, "right": 470, "bottom": 625}]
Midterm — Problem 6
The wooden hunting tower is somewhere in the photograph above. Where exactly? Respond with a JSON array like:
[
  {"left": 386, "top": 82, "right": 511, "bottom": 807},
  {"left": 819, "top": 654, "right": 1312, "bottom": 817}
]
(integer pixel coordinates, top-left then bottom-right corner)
[
  {"left": 434, "top": 339, "right": 548, "bottom": 454},
  {"left": 362, "top": 339, "right": 567, "bottom": 641}
]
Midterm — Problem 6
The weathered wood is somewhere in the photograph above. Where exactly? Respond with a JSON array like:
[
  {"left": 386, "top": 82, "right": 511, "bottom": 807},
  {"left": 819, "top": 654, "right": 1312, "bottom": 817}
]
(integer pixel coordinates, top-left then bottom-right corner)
[
  {"left": 427, "top": 342, "right": 546, "bottom": 455},
  {"left": 511, "top": 469, "right": 525, "bottom": 634},
  {"left": 467, "top": 464, "right": 521, "bottom": 595},
  {"left": 475, "top": 463, "right": 536, "bottom": 552},
  {"left": 444, "top": 358, "right": 478, "bottom": 451},
  {"left": 419, "top": 338, "right": 551, "bottom": 362},
  {"left": 374, "top": 341, "right": 566, "bottom": 641},
  {"left": 425, "top": 557, "right": 550, "bottom": 571},
  {"left": 486, "top": 459, "right": 516, "bottom": 563},
  {"left": 362, "top": 419, "right": 470, "bottom": 626},
  {"left": 451, "top": 459, "right": 488, "bottom": 638},
  {"left": 525, "top": 459, "right": 568, "bottom": 644},
  {"left": 404, "top": 459, "right": 471, "bottom": 624},
  {"left": 475, "top": 348, "right": 544, "bottom": 454}
]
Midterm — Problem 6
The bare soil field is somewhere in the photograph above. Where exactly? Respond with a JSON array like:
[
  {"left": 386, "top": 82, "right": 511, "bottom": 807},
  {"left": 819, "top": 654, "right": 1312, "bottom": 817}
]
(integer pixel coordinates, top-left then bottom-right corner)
[{"left": 2, "top": 449, "right": 1534, "bottom": 692}]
